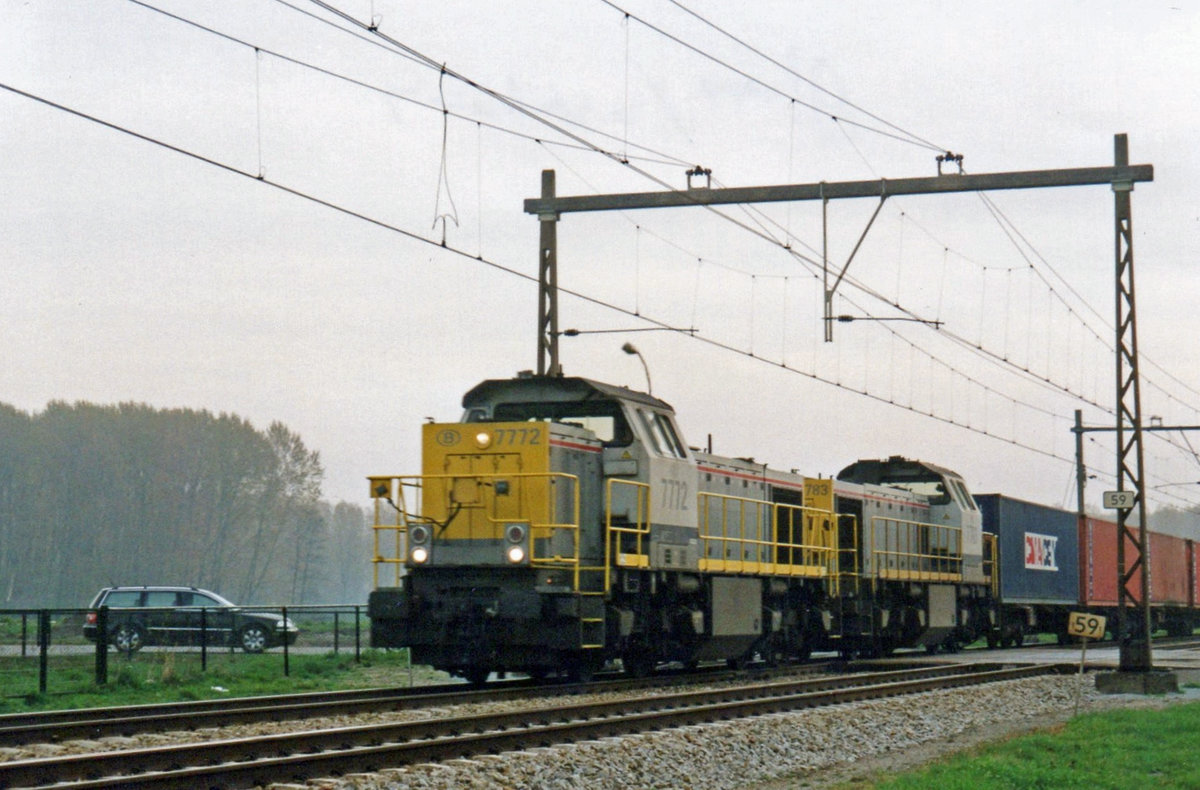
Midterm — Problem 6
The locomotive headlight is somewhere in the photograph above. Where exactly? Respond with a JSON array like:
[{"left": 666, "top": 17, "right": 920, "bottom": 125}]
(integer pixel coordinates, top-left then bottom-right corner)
[
  {"left": 409, "top": 525, "right": 430, "bottom": 545},
  {"left": 474, "top": 431, "right": 492, "bottom": 449},
  {"left": 505, "top": 523, "right": 527, "bottom": 543},
  {"left": 411, "top": 546, "right": 429, "bottom": 564},
  {"left": 506, "top": 545, "right": 526, "bottom": 563}
]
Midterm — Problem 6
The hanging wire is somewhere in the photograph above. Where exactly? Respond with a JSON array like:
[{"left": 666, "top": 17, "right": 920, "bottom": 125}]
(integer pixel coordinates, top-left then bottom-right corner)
[
  {"left": 254, "top": 47, "right": 264, "bottom": 179},
  {"left": 475, "top": 121, "right": 483, "bottom": 257},
  {"left": 622, "top": 12, "right": 631, "bottom": 164},
  {"left": 635, "top": 224, "right": 642, "bottom": 316},
  {"left": 431, "top": 66, "right": 460, "bottom": 245}
]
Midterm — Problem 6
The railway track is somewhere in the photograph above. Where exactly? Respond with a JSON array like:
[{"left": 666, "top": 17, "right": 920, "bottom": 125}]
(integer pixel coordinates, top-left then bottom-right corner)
[
  {"left": 0, "top": 662, "right": 1071, "bottom": 789},
  {"left": 0, "top": 662, "right": 838, "bottom": 747}
]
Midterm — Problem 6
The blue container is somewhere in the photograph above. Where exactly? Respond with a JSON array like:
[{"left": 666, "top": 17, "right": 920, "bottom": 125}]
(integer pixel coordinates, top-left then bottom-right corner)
[{"left": 976, "top": 494, "right": 1079, "bottom": 605}]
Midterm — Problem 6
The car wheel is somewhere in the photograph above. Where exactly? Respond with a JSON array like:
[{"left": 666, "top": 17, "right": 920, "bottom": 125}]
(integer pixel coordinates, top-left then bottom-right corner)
[
  {"left": 239, "top": 624, "right": 269, "bottom": 653},
  {"left": 111, "top": 623, "right": 145, "bottom": 653}
]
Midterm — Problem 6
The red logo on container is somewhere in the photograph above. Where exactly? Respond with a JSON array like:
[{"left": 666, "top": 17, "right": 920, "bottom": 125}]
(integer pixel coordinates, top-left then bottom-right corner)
[{"left": 1024, "top": 532, "right": 1058, "bottom": 571}]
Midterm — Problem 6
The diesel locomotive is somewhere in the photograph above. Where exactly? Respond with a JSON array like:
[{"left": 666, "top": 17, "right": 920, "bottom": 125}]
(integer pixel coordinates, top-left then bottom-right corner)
[{"left": 366, "top": 372, "right": 997, "bottom": 682}]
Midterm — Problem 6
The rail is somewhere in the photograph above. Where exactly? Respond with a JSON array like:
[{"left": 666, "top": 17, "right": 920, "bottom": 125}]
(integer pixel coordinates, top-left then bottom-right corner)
[
  {"left": 836, "top": 512, "right": 862, "bottom": 597},
  {"left": 0, "top": 663, "right": 1072, "bottom": 788},
  {"left": 697, "top": 492, "right": 838, "bottom": 585},
  {"left": 867, "top": 516, "right": 963, "bottom": 581},
  {"left": 603, "top": 481, "right": 839, "bottom": 589},
  {"left": 983, "top": 532, "right": 999, "bottom": 596},
  {"left": 604, "top": 478, "right": 652, "bottom": 584},
  {"left": 371, "top": 472, "right": 597, "bottom": 593}
]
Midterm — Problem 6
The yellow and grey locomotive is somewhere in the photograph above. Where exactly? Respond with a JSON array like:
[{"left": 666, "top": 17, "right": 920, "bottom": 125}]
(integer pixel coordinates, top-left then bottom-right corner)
[{"left": 367, "top": 373, "right": 991, "bottom": 682}]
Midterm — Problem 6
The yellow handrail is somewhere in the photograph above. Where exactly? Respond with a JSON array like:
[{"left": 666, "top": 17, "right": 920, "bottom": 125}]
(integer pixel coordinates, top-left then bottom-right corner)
[
  {"left": 868, "top": 516, "right": 963, "bottom": 581},
  {"left": 369, "top": 472, "right": 588, "bottom": 589},
  {"left": 605, "top": 478, "right": 651, "bottom": 593},
  {"left": 835, "top": 512, "right": 861, "bottom": 598},
  {"left": 982, "top": 532, "right": 999, "bottom": 596},
  {"left": 696, "top": 491, "right": 839, "bottom": 585}
]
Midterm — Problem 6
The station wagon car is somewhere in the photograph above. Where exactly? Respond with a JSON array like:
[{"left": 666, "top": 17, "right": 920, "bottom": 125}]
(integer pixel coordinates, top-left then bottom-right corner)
[{"left": 83, "top": 586, "right": 298, "bottom": 653}]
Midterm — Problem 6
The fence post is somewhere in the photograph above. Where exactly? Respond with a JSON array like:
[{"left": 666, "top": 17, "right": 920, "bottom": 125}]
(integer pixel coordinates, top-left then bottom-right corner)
[
  {"left": 95, "top": 606, "right": 109, "bottom": 685},
  {"left": 38, "top": 610, "right": 50, "bottom": 695},
  {"left": 354, "top": 605, "right": 361, "bottom": 662},
  {"left": 282, "top": 606, "right": 289, "bottom": 677},
  {"left": 200, "top": 607, "right": 208, "bottom": 671},
  {"left": 333, "top": 611, "right": 340, "bottom": 655},
  {"left": 20, "top": 612, "right": 28, "bottom": 658}
]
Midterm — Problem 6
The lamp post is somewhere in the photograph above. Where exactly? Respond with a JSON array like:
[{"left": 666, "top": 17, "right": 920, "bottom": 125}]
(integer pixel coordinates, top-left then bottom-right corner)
[{"left": 622, "top": 342, "right": 652, "bottom": 394}]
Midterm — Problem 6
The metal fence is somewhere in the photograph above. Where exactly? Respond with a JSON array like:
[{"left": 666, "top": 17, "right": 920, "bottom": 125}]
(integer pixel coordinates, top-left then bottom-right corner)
[{"left": 0, "top": 605, "right": 369, "bottom": 697}]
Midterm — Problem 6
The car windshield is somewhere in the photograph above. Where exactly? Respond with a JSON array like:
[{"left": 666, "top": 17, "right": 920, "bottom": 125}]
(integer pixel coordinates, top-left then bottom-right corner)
[{"left": 102, "top": 590, "right": 143, "bottom": 607}]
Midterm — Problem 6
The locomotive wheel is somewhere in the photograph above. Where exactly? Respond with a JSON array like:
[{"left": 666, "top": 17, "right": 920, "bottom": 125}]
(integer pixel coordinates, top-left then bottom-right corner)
[
  {"left": 464, "top": 667, "right": 491, "bottom": 686},
  {"left": 567, "top": 664, "right": 594, "bottom": 683},
  {"left": 794, "top": 630, "right": 814, "bottom": 663},
  {"left": 623, "top": 652, "right": 655, "bottom": 678}
]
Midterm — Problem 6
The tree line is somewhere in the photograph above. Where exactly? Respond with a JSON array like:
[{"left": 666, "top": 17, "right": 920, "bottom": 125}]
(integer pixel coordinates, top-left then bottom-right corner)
[{"left": 0, "top": 401, "right": 372, "bottom": 608}]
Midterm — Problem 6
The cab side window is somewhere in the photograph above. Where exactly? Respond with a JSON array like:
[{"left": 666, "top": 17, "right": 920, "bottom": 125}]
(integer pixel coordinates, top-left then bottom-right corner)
[
  {"left": 144, "top": 591, "right": 176, "bottom": 607},
  {"left": 104, "top": 590, "right": 142, "bottom": 608},
  {"left": 637, "top": 408, "right": 688, "bottom": 459}
]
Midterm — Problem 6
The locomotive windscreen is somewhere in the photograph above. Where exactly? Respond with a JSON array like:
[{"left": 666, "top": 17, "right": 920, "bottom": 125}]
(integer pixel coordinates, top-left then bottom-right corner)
[{"left": 476, "top": 400, "right": 634, "bottom": 447}]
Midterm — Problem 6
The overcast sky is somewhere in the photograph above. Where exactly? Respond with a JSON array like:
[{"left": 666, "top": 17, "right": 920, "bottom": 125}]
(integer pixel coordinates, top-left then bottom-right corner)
[{"left": 4, "top": 1, "right": 1200, "bottom": 513}]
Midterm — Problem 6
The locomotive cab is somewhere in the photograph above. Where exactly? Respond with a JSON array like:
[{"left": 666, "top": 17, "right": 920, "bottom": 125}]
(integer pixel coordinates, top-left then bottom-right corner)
[
  {"left": 367, "top": 374, "right": 707, "bottom": 682},
  {"left": 834, "top": 457, "right": 990, "bottom": 654}
]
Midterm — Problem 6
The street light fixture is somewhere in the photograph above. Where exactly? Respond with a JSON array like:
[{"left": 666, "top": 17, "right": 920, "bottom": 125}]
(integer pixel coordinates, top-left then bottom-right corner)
[{"left": 622, "top": 342, "right": 652, "bottom": 395}]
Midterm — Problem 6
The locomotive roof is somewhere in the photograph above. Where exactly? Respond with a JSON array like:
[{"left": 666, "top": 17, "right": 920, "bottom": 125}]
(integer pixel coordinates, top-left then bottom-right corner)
[
  {"left": 836, "top": 456, "right": 963, "bottom": 485},
  {"left": 463, "top": 375, "right": 675, "bottom": 413}
]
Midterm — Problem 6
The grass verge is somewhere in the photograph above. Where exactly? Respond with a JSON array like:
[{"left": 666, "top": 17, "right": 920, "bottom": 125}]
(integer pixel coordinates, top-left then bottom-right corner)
[
  {"left": 852, "top": 700, "right": 1200, "bottom": 789},
  {"left": 0, "top": 649, "right": 449, "bottom": 713}
]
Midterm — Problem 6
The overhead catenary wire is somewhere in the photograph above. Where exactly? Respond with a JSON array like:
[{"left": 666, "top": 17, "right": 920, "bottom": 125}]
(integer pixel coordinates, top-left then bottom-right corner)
[
  {"left": 161, "top": 0, "right": 1196, "bottom": 438},
  {"left": 139, "top": 0, "right": 1200, "bottom": 433},
  {"left": 125, "top": 0, "right": 688, "bottom": 168},
  {"left": 5, "top": 80, "right": 1148, "bottom": 500},
  {"left": 18, "top": 4, "right": 1200, "bottom": 508},
  {"left": 531, "top": 136, "right": 1081, "bottom": 428},
  {"left": 663, "top": 0, "right": 947, "bottom": 153},
  {"left": 595, "top": 0, "right": 946, "bottom": 153}
]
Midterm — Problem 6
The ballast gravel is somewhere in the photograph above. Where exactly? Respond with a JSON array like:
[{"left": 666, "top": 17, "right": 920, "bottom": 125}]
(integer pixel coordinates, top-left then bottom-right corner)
[
  {"left": 5, "top": 673, "right": 1190, "bottom": 789},
  {"left": 277, "top": 675, "right": 1165, "bottom": 790}
]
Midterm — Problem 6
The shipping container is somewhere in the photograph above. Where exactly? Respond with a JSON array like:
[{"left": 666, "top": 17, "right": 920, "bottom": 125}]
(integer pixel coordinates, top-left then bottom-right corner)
[
  {"left": 977, "top": 494, "right": 1079, "bottom": 604},
  {"left": 1192, "top": 540, "right": 1199, "bottom": 609},
  {"left": 1151, "top": 532, "right": 1191, "bottom": 605},
  {"left": 1082, "top": 516, "right": 1127, "bottom": 606}
]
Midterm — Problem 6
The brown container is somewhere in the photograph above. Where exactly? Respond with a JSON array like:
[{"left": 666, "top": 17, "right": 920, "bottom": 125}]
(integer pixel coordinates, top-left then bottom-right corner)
[
  {"left": 1150, "top": 531, "right": 1190, "bottom": 605},
  {"left": 1191, "top": 540, "right": 1199, "bottom": 608},
  {"left": 1082, "top": 516, "right": 1191, "bottom": 606},
  {"left": 1082, "top": 516, "right": 1124, "bottom": 606}
]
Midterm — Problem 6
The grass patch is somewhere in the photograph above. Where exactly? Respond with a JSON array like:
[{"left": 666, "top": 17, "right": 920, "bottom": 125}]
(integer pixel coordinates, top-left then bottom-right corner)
[
  {"left": 0, "top": 649, "right": 447, "bottom": 714},
  {"left": 851, "top": 702, "right": 1200, "bottom": 789}
]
